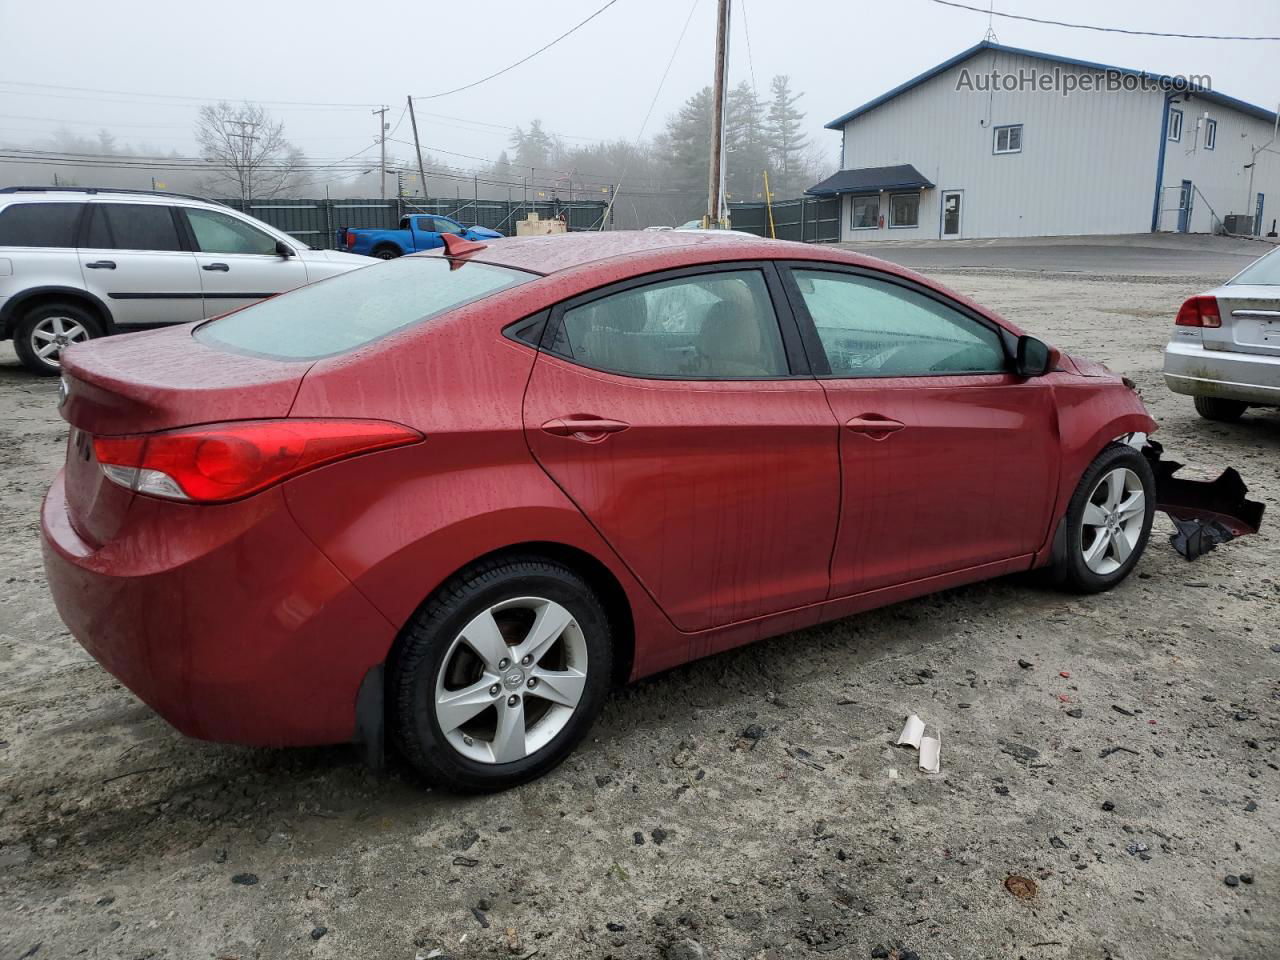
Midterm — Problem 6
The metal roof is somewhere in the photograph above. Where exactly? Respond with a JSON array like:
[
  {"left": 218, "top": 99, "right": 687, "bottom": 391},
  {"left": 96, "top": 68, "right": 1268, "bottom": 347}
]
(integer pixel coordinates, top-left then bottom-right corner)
[
  {"left": 805, "top": 164, "right": 934, "bottom": 197},
  {"left": 825, "top": 41, "right": 1279, "bottom": 130}
]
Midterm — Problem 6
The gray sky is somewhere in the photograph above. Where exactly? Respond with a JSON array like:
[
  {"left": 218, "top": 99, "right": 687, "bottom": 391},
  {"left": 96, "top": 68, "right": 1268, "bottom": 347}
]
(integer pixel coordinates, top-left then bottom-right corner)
[{"left": 1, "top": 0, "right": 1277, "bottom": 180}]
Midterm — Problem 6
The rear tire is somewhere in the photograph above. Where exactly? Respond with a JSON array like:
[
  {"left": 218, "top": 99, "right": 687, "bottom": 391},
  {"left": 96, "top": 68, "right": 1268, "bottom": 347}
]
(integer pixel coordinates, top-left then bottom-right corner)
[
  {"left": 389, "top": 555, "right": 612, "bottom": 792},
  {"left": 372, "top": 246, "right": 401, "bottom": 260},
  {"left": 14, "top": 302, "right": 102, "bottom": 376},
  {"left": 1193, "top": 395, "right": 1247, "bottom": 422},
  {"left": 1051, "top": 443, "right": 1156, "bottom": 594}
]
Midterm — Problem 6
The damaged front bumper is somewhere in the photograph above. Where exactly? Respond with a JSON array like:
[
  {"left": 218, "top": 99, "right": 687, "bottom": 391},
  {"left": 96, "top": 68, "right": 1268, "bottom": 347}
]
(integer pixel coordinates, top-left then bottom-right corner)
[{"left": 1141, "top": 439, "right": 1266, "bottom": 560}]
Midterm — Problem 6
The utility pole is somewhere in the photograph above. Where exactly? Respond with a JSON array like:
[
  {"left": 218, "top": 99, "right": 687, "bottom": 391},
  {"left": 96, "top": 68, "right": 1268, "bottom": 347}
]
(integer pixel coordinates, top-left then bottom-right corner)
[
  {"left": 1244, "top": 101, "right": 1279, "bottom": 236},
  {"left": 373, "top": 105, "right": 389, "bottom": 201},
  {"left": 705, "top": 0, "right": 731, "bottom": 228},
  {"left": 407, "top": 96, "right": 430, "bottom": 204},
  {"left": 226, "top": 119, "right": 257, "bottom": 206}
]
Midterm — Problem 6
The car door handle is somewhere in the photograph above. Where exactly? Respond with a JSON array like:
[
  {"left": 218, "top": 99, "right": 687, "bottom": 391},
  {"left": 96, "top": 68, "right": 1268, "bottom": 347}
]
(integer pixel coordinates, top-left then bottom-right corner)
[
  {"left": 845, "top": 414, "right": 905, "bottom": 439},
  {"left": 202, "top": 262, "right": 230, "bottom": 272},
  {"left": 85, "top": 260, "right": 115, "bottom": 270},
  {"left": 541, "top": 417, "right": 630, "bottom": 440}
]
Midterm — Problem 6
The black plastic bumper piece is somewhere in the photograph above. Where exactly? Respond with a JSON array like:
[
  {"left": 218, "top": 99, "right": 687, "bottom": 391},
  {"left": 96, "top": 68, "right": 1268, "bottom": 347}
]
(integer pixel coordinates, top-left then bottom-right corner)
[
  {"left": 1143, "top": 440, "right": 1265, "bottom": 560},
  {"left": 353, "top": 663, "right": 386, "bottom": 771}
]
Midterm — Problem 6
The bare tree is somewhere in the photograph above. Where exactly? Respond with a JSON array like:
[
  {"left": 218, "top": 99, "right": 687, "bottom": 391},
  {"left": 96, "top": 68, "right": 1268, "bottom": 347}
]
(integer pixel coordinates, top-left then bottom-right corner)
[{"left": 195, "top": 102, "right": 304, "bottom": 202}]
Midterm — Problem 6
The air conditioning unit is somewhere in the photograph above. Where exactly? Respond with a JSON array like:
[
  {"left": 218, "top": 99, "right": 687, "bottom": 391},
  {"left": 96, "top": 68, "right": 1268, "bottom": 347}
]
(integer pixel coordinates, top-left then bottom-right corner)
[{"left": 1223, "top": 214, "right": 1254, "bottom": 235}]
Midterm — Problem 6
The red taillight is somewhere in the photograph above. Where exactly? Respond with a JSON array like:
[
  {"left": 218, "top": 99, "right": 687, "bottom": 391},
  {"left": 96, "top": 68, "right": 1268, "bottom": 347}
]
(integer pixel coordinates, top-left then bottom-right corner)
[
  {"left": 94, "top": 419, "right": 421, "bottom": 503},
  {"left": 1175, "top": 295, "right": 1221, "bottom": 328},
  {"left": 345, "top": 230, "right": 357, "bottom": 249}
]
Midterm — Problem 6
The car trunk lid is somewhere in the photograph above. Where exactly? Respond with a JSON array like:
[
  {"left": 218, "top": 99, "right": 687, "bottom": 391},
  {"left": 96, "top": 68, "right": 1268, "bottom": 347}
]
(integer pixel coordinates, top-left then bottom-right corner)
[
  {"left": 1200, "top": 284, "right": 1280, "bottom": 357},
  {"left": 57, "top": 324, "right": 309, "bottom": 546}
]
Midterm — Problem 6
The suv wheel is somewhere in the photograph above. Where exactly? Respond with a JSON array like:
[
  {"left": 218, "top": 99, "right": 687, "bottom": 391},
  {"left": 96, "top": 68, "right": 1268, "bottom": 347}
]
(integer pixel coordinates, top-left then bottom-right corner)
[
  {"left": 1193, "top": 395, "right": 1247, "bottom": 422},
  {"left": 14, "top": 302, "right": 102, "bottom": 376},
  {"left": 389, "top": 555, "right": 612, "bottom": 792},
  {"left": 1052, "top": 443, "right": 1156, "bottom": 593}
]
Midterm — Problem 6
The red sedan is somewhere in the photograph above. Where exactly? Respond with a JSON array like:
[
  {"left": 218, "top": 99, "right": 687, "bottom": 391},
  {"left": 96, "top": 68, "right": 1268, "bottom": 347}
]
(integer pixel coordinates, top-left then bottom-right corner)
[{"left": 40, "top": 231, "right": 1253, "bottom": 792}]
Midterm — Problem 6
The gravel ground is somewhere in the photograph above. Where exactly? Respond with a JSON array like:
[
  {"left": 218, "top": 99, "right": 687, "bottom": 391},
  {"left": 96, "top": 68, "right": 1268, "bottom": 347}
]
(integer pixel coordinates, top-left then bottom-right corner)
[{"left": 0, "top": 268, "right": 1277, "bottom": 960}]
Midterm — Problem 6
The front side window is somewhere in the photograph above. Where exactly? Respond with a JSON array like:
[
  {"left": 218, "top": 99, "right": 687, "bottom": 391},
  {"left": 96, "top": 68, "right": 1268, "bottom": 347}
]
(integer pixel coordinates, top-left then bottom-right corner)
[
  {"left": 196, "top": 257, "right": 531, "bottom": 360},
  {"left": 1168, "top": 108, "right": 1183, "bottom": 141},
  {"left": 791, "top": 269, "right": 1006, "bottom": 377},
  {"left": 850, "top": 194, "right": 879, "bottom": 229},
  {"left": 994, "top": 124, "right": 1023, "bottom": 154},
  {"left": 552, "top": 270, "right": 789, "bottom": 378},
  {"left": 0, "top": 202, "right": 84, "bottom": 248},
  {"left": 85, "top": 203, "right": 182, "bottom": 252},
  {"left": 888, "top": 193, "right": 919, "bottom": 228},
  {"left": 433, "top": 217, "right": 465, "bottom": 235},
  {"left": 1205, "top": 118, "right": 1217, "bottom": 150},
  {"left": 185, "top": 207, "right": 278, "bottom": 255}
]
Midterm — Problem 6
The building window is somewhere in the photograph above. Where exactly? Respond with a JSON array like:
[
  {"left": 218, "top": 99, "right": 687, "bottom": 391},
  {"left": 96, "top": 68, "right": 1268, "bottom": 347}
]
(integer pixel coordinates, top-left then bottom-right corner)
[
  {"left": 850, "top": 194, "right": 879, "bottom": 229},
  {"left": 993, "top": 124, "right": 1023, "bottom": 154},
  {"left": 1205, "top": 118, "right": 1217, "bottom": 150},
  {"left": 1168, "top": 108, "right": 1183, "bottom": 141},
  {"left": 888, "top": 193, "right": 920, "bottom": 228}
]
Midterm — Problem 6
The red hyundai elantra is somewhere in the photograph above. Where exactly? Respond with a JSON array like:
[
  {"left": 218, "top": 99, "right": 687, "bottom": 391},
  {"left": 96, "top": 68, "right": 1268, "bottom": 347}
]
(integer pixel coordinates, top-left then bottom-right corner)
[{"left": 41, "top": 231, "right": 1252, "bottom": 792}]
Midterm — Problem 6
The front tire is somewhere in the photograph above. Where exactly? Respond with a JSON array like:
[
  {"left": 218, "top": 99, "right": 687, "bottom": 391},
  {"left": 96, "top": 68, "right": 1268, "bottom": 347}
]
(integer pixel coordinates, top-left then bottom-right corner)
[
  {"left": 389, "top": 556, "right": 612, "bottom": 792},
  {"left": 1193, "top": 395, "right": 1247, "bottom": 422},
  {"left": 1052, "top": 443, "right": 1156, "bottom": 593},
  {"left": 14, "top": 302, "right": 102, "bottom": 375}
]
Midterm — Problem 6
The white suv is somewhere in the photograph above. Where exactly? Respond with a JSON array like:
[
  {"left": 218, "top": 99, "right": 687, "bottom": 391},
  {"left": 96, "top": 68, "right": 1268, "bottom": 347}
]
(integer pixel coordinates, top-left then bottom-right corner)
[{"left": 0, "top": 187, "right": 372, "bottom": 374}]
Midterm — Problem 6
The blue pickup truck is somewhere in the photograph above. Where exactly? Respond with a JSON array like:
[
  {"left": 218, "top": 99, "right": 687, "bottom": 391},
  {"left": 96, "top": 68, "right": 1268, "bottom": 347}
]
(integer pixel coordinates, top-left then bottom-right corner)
[{"left": 337, "top": 214, "right": 503, "bottom": 259}]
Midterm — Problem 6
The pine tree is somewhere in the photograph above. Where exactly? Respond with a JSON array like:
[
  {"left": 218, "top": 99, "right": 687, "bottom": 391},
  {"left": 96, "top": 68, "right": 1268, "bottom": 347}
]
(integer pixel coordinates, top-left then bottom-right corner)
[
  {"left": 767, "top": 75, "right": 809, "bottom": 197},
  {"left": 509, "top": 120, "right": 554, "bottom": 172},
  {"left": 725, "top": 82, "right": 770, "bottom": 202},
  {"left": 656, "top": 87, "right": 715, "bottom": 198}
]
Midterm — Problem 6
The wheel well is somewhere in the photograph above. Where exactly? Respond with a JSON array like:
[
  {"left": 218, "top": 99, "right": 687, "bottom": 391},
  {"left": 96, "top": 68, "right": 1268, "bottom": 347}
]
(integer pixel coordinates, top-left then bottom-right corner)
[
  {"left": 390, "top": 542, "right": 636, "bottom": 691},
  {"left": 2, "top": 290, "right": 110, "bottom": 338},
  {"left": 372, "top": 243, "right": 401, "bottom": 256}
]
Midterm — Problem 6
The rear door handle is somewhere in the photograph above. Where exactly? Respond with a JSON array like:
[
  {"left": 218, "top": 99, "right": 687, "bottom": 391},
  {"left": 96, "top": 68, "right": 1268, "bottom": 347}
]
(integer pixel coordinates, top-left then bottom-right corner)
[
  {"left": 85, "top": 260, "right": 115, "bottom": 270},
  {"left": 202, "top": 262, "right": 230, "bottom": 272},
  {"left": 541, "top": 417, "right": 630, "bottom": 440},
  {"left": 845, "top": 414, "right": 905, "bottom": 439}
]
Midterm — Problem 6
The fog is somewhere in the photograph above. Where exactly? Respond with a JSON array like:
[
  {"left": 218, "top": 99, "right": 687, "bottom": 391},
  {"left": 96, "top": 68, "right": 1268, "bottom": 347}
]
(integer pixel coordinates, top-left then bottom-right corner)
[{"left": 1, "top": 0, "right": 1276, "bottom": 226}]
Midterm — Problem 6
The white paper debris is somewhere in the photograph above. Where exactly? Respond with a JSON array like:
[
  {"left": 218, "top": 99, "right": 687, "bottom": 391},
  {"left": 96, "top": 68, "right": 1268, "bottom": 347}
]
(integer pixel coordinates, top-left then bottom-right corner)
[
  {"left": 918, "top": 735, "right": 941, "bottom": 774},
  {"left": 888, "top": 767, "right": 899, "bottom": 779},
  {"left": 896, "top": 713, "right": 925, "bottom": 748}
]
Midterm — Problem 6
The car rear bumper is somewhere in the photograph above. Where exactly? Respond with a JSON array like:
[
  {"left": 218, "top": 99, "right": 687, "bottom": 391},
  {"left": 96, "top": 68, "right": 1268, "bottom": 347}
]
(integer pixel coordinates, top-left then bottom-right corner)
[
  {"left": 40, "top": 470, "right": 397, "bottom": 747},
  {"left": 1162, "top": 340, "right": 1280, "bottom": 406}
]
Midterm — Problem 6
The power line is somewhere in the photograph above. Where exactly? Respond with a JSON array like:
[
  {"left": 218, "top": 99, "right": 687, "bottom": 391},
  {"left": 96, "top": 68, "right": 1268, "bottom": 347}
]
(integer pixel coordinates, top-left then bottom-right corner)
[
  {"left": 926, "top": 0, "right": 1280, "bottom": 41},
  {"left": 0, "top": 78, "right": 380, "bottom": 108},
  {"left": 602, "top": 0, "right": 701, "bottom": 227},
  {"left": 412, "top": 0, "right": 625, "bottom": 99}
]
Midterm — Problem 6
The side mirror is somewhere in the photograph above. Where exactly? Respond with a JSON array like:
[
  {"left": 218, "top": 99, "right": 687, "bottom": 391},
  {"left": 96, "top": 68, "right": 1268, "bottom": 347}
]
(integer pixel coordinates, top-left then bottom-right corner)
[
  {"left": 275, "top": 240, "right": 294, "bottom": 258},
  {"left": 1015, "top": 335, "right": 1058, "bottom": 377}
]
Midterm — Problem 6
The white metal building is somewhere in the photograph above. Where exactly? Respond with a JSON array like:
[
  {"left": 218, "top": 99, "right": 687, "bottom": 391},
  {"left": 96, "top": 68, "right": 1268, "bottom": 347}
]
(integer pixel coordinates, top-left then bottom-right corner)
[{"left": 809, "top": 41, "right": 1280, "bottom": 242}]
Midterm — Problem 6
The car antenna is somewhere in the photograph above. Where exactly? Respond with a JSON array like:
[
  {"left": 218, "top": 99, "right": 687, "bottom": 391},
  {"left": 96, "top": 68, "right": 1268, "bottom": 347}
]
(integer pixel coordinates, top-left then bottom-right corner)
[{"left": 440, "top": 233, "right": 488, "bottom": 258}]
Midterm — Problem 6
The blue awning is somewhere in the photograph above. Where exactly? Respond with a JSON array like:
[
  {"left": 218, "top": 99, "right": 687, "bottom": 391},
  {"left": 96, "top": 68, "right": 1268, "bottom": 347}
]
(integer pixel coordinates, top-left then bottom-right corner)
[{"left": 806, "top": 164, "right": 934, "bottom": 197}]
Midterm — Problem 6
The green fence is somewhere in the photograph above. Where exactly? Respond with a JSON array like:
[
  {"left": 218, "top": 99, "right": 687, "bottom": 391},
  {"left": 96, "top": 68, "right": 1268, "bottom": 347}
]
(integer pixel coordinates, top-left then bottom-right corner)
[
  {"left": 729, "top": 196, "right": 840, "bottom": 242},
  {"left": 216, "top": 196, "right": 612, "bottom": 249}
]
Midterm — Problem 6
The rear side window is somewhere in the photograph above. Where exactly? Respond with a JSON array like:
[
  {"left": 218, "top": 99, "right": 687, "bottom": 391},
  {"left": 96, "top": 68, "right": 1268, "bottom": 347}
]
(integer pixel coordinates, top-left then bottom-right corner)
[
  {"left": 196, "top": 256, "right": 532, "bottom": 360},
  {"left": 185, "top": 207, "right": 278, "bottom": 255},
  {"left": 550, "top": 270, "right": 789, "bottom": 378},
  {"left": 792, "top": 269, "right": 1006, "bottom": 376},
  {"left": 85, "top": 203, "right": 182, "bottom": 252},
  {"left": 0, "top": 202, "right": 85, "bottom": 247}
]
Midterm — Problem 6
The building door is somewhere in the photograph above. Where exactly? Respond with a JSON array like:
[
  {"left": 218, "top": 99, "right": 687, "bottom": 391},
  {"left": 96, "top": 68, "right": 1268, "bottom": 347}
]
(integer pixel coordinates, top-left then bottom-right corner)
[
  {"left": 1178, "top": 180, "right": 1194, "bottom": 233},
  {"left": 941, "top": 191, "right": 962, "bottom": 238},
  {"left": 1255, "top": 193, "right": 1265, "bottom": 237}
]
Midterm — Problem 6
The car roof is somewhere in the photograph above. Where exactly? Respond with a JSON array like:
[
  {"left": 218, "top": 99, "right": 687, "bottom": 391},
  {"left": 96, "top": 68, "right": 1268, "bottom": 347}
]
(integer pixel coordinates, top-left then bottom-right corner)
[
  {"left": 424, "top": 230, "right": 848, "bottom": 276},
  {"left": 0, "top": 189, "right": 222, "bottom": 210}
]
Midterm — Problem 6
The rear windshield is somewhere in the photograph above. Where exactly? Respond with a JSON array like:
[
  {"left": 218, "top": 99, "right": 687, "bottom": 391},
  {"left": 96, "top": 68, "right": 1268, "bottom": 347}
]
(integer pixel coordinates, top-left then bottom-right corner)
[
  {"left": 1229, "top": 247, "right": 1280, "bottom": 285},
  {"left": 195, "top": 256, "right": 532, "bottom": 360}
]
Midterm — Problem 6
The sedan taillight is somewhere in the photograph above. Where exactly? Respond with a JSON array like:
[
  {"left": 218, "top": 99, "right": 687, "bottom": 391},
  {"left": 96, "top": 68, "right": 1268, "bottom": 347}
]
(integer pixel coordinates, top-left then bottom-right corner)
[
  {"left": 94, "top": 419, "right": 421, "bottom": 503},
  {"left": 1175, "top": 295, "right": 1221, "bottom": 328}
]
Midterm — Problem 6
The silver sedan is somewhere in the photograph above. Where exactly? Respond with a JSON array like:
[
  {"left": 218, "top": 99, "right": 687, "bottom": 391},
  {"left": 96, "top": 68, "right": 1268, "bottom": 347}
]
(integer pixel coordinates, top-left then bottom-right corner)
[{"left": 1164, "top": 245, "right": 1280, "bottom": 421}]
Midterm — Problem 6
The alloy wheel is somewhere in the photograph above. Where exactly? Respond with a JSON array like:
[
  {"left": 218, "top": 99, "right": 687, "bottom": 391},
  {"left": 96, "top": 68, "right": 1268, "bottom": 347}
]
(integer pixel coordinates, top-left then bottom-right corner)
[
  {"left": 1080, "top": 467, "right": 1145, "bottom": 575},
  {"left": 433, "top": 597, "right": 588, "bottom": 764},
  {"left": 30, "top": 315, "right": 91, "bottom": 368}
]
